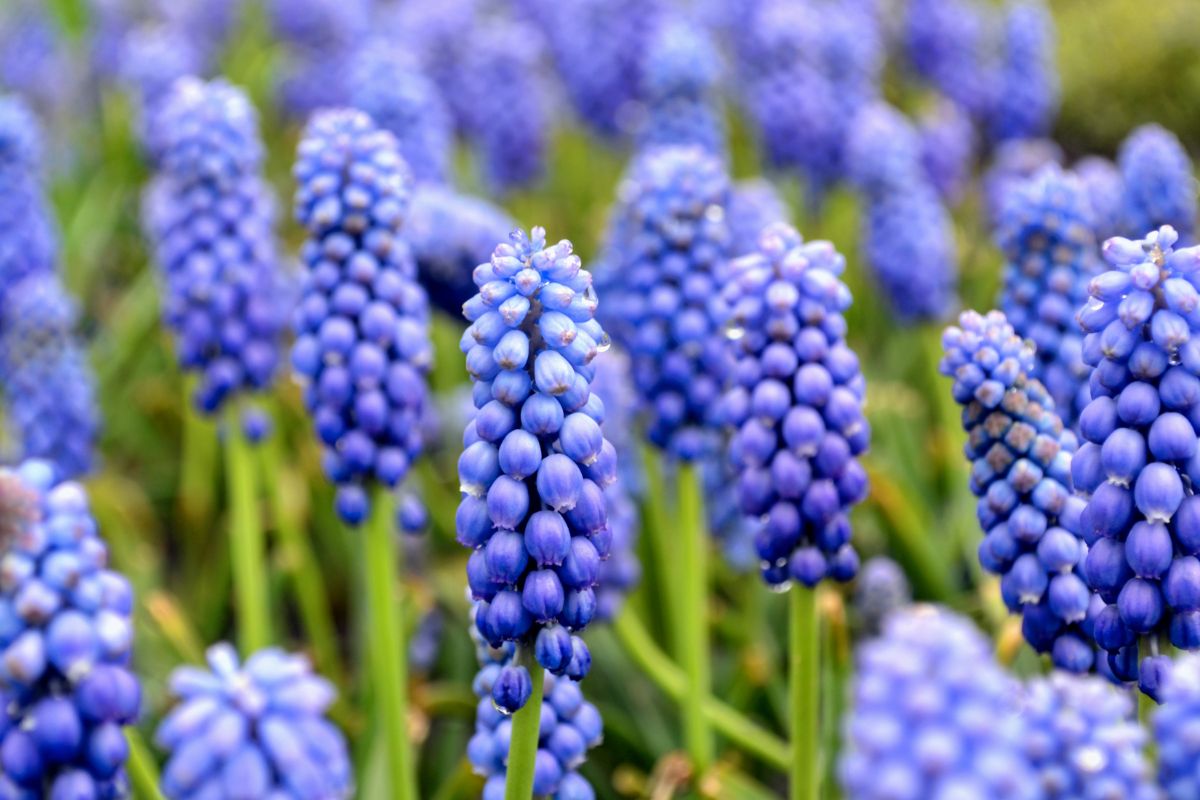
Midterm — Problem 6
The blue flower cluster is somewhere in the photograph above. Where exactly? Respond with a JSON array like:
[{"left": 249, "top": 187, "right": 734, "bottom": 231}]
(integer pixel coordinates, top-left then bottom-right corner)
[
  {"left": 903, "top": 0, "right": 997, "bottom": 118},
  {"left": 118, "top": 24, "right": 202, "bottom": 130},
  {"left": 740, "top": 0, "right": 881, "bottom": 199},
  {"left": 157, "top": 643, "right": 352, "bottom": 799},
  {"left": 291, "top": 109, "right": 432, "bottom": 524},
  {"left": 1075, "top": 156, "right": 1126, "bottom": 242},
  {"left": 347, "top": 40, "right": 453, "bottom": 186},
  {"left": 853, "top": 556, "right": 911, "bottom": 635},
  {"left": 721, "top": 223, "right": 867, "bottom": 587},
  {"left": 406, "top": 184, "right": 518, "bottom": 317},
  {"left": 983, "top": 138, "right": 1063, "bottom": 225},
  {"left": 635, "top": 19, "right": 725, "bottom": 154},
  {"left": 917, "top": 97, "right": 976, "bottom": 204},
  {"left": 386, "top": 0, "right": 479, "bottom": 133},
  {"left": 1154, "top": 653, "right": 1200, "bottom": 798},
  {"left": 142, "top": 78, "right": 289, "bottom": 417},
  {"left": 1021, "top": 673, "right": 1156, "bottom": 799},
  {"left": 0, "top": 95, "right": 57, "bottom": 303},
  {"left": 838, "top": 605, "right": 1039, "bottom": 800},
  {"left": 469, "top": 654, "right": 603, "bottom": 800},
  {"left": 845, "top": 102, "right": 958, "bottom": 322},
  {"left": 989, "top": 0, "right": 1058, "bottom": 142},
  {"left": 941, "top": 309, "right": 1093, "bottom": 671},
  {"left": 996, "top": 166, "right": 1101, "bottom": 427},
  {"left": 0, "top": 461, "right": 140, "bottom": 799},
  {"left": 532, "top": 0, "right": 663, "bottom": 139},
  {"left": 460, "top": 18, "right": 551, "bottom": 194},
  {"left": 0, "top": 276, "right": 98, "bottom": 480},
  {"left": 728, "top": 178, "right": 788, "bottom": 256},
  {"left": 0, "top": 1, "right": 72, "bottom": 115},
  {"left": 1075, "top": 225, "right": 1200, "bottom": 688},
  {"left": 588, "top": 348, "right": 641, "bottom": 622},
  {"left": 458, "top": 227, "right": 610, "bottom": 709},
  {"left": 599, "top": 145, "right": 732, "bottom": 460},
  {"left": 1118, "top": 124, "right": 1196, "bottom": 243},
  {"left": 267, "top": 0, "right": 370, "bottom": 116}
]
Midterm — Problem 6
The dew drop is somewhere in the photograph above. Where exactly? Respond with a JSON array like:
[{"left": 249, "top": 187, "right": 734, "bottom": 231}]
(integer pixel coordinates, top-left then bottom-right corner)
[{"left": 596, "top": 332, "right": 612, "bottom": 353}]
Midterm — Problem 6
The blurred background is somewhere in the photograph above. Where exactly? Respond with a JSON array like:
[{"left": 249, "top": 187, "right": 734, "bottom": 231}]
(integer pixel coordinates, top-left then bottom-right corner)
[{"left": 1, "top": 0, "right": 1198, "bottom": 797}]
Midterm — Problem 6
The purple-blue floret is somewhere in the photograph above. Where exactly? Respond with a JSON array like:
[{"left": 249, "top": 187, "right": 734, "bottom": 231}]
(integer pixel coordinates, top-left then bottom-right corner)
[
  {"left": 988, "top": 0, "right": 1058, "bottom": 143},
  {"left": 1118, "top": 124, "right": 1197, "bottom": 243},
  {"left": 634, "top": 19, "right": 725, "bottom": 154}
]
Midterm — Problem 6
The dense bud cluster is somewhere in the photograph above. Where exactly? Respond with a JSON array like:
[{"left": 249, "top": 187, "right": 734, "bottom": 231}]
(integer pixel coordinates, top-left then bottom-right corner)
[
  {"left": 727, "top": 179, "right": 788, "bottom": 255},
  {"left": 989, "top": 0, "right": 1058, "bottom": 142},
  {"left": 118, "top": 24, "right": 202, "bottom": 135},
  {"left": 1075, "top": 156, "right": 1125, "bottom": 242},
  {"left": 1075, "top": 225, "right": 1200, "bottom": 688},
  {"left": 0, "top": 276, "right": 98, "bottom": 480},
  {"left": 406, "top": 184, "right": 518, "bottom": 316},
  {"left": 983, "top": 138, "right": 1064, "bottom": 225},
  {"left": 720, "top": 223, "right": 867, "bottom": 587},
  {"left": 1154, "top": 653, "right": 1200, "bottom": 798},
  {"left": 157, "top": 644, "right": 351, "bottom": 799},
  {"left": 853, "top": 556, "right": 911, "bottom": 634},
  {"left": 291, "top": 109, "right": 432, "bottom": 524},
  {"left": 458, "top": 227, "right": 611, "bottom": 709},
  {"left": 903, "top": 0, "right": 997, "bottom": 118},
  {"left": 1118, "top": 124, "right": 1197, "bottom": 243},
  {"left": 588, "top": 348, "right": 641, "bottom": 622},
  {"left": 460, "top": 18, "right": 551, "bottom": 194},
  {"left": 599, "top": 145, "right": 732, "bottom": 460},
  {"left": 941, "top": 310, "right": 1093, "bottom": 671},
  {"left": 347, "top": 40, "right": 452, "bottom": 186},
  {"left": 142, "top": 78, "right": 289, "bottom": 417},
  {"left": 0, "top": 95, "right": 56, "bottom": 304},
  {"left": 0, "top": 461, "right": 140, "bottom": 798},
  {"left": 267, "top": 0, "right": 370, "bottom": 116},
  {"left": 635, "top": 19, "right": 725, "bottom": 154},
  {"left": 996, "top": 166, "right": 1101, "bottom": 427},
  {"left": 845, "top": 102, "right": 958, "bottom": 322},
  {"left": 1021, "top": 673, "right": 1156, "bottom": 798},
  {"left": 468, "top": 648, "right": 602, "bottom": 800},
  {"left": 917, "top": 97, "right": 976, "bottom": 204},
  {"left": 838, "top": 605, "right": 1040, "bottom": 800}
]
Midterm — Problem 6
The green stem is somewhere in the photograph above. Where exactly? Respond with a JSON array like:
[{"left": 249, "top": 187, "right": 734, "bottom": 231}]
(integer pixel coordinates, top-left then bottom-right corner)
[
  {"left": 611, "top": 611, "right": 790, "bottom": 771},
  {"left": 180, "top": 377, "right": 218, "bottom": 535},
  {"left": 790, "top": 587, "right": 820, "bottom": 800},
  {"left": 259, "top": 432, "right": 342, "bottom": 684},
  {"left": 641, "top": 444, "right": 679, "bottom": 653},
  {"left": 225, "top": 414, "right": 270, "bottom": 654},
  {"left": 504, "top": 648, "right": 546, "bottom": 800},
  {"left": 364, "top": 487, "right": 417, "bottom": 800},
  {"left": 678, "top": 463, "right": 714, "bottom": 773},
  {"left": 125, "top": 728, "right": 167, "bottom": 800}
]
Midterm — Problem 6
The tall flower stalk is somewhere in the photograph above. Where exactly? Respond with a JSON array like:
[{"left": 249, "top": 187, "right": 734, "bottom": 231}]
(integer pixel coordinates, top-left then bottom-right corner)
[{"left": 292, "top": 109, "right": 432, "bottom": 799}]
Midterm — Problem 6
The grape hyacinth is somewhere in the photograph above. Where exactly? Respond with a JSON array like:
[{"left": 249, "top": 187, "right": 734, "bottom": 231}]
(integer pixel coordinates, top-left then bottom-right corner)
[
  {"left": 903, "top": 0, "right": 999, "bottom": 118},
  {"left": 599, "top": 145, "right": 732, "bottom": 460},
  {"left": 1075, "top": 156, "right": 1126, "bottom": 242},
  {"left": 0, "top": 95, "right": 57, "bottom": 303},
  {"left": 984, "top": 137, "right": 1064, "bottom": 225},
  {"left": 347, "top": 41, "right": 453, "bottom": 186},
  {"left": 1075, "top": 225, "right": 1200, "bottom": 688},
  {"left": 267, "top": 0, "right": 370, "bottom": 116},
  {"left": 989, "top": 0, "right": 1058, "bottom": 143},
  {"left": 406, "top": 184, "right": 518, "bottom": 317},
  {"left": 291, "top": 109, "right": 432, "bottom": 524},
  {"left": 1154, "top": 652, "right": 1200, "bottom": 798},
  {"left": 118, "top": 24, "right": 203, "bottom": 126},
  {"left": 386, "top": 0, "right": 479, "bottom": 133},
  {"left": 1021, "top": 672, "right": 1156, "bottom": 798},
  {"left": 458, "top": 226, "right": 611, "bottom": 709},
  {"left": 941, "top": 310, "right": 1094, "bottom": 671},
  {"left": 588, "top": 348, "right": 641, "bottom": 622},
  {"left": 853, "top": 556, "right": 911, "bottom": 635},
  {"left": 468, "top": 647, "right": 603, "bottom": 800},
  {"left": 996, "top": 166, "right": 1101, "bottom": 427},
  {"left": 728, "top": 178, "right": 788, "bottom": 256},
  {"left": 0, "top": 276, "right": 98, "bottom": 480},
  {"left": 460, "top": 18, "right": 551, "bottom": 194},
  {"left": 634, "top": 18, "right": 725, "bottom": 154},
  {"left": 0, "top": 461, "right": 140, "bottom": 798},
  {"left": 918, "top": 97, "right": 976, "bottom": 204},
  {"left": 838, "top": 605, "right": 1040, "bottom": 800},
  {"left": 156, "top": 643, "right": 352, "bottom": 799},
  {"left": 846, "top": 102, "right": 959, "bottom": 322},
  {"left": 720, "top": 222, "right": 867, "bottom": 587},
  {"left": 142, "top": 78, "right": 289, "bottom": 417},
  {"left": 1118, "top": 124, "right": 1197, "bottom": 243}
]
